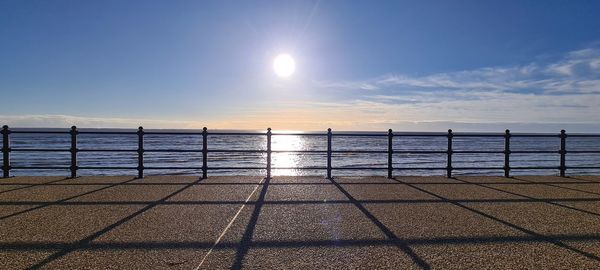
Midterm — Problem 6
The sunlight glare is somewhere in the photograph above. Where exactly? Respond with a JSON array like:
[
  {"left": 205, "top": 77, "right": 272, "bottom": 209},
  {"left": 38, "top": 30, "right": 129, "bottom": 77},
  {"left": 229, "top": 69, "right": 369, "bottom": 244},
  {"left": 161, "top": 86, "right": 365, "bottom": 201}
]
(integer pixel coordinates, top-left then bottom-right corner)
[
  {"left": 272, "top": 135, "right": 303, "bottom": 175},
  {"left": 273, "top": 54, "right": 296, "bottom": 78}
]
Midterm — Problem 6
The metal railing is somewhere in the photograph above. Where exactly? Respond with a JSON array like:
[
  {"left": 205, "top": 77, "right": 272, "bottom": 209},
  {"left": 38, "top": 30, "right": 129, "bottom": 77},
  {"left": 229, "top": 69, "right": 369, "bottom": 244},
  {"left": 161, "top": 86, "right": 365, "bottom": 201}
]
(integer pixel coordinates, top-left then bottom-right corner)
[{"left": 2, "top": 125, "right": 600, "bottom": 179}]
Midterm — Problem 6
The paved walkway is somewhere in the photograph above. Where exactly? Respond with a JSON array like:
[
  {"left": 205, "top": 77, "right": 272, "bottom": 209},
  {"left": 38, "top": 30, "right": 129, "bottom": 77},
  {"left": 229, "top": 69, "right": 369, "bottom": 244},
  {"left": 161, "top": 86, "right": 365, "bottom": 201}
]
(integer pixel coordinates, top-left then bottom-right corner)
[{"left": 1, "top": 175, "right": 599, "bottom": 269}]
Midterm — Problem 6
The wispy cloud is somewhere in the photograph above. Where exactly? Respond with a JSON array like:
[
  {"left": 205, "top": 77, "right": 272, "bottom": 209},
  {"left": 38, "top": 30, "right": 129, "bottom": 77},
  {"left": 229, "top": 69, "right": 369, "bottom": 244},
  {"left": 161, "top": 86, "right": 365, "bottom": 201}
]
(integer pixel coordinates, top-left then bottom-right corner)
[
  {"left": 317, "top": 46, "right": 600, "bottom": 94},
  {"left": 0, "top": 115, "right": 204, "bottom": 129},
  {"left": 307, "top": 45, "right": 600, "bottom": 129}
]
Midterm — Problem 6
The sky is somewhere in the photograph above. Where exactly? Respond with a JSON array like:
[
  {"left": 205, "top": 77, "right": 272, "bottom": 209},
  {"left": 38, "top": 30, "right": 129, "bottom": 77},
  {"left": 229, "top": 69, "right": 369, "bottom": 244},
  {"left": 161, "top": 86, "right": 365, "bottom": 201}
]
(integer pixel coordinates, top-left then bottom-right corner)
[{"left": 1, "top": 0, "right": 600, "bottom": 132}]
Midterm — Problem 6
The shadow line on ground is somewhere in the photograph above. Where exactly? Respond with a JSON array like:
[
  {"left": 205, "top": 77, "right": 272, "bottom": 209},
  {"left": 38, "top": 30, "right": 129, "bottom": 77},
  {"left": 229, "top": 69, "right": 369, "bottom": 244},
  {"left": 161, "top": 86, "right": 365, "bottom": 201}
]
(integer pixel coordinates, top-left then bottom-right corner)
[
  {"left": 229, "top": 177, "right": 270, "bottom": 269},
  {"left": 0, "top": 177, "right": 73, "bottom": 195},
  {"left": 510, "top": 177, "right": 600, "bottom": 196},
  {"left": 0, "top": 177, "right": 140, "bottom": 221},
  {"left": 3, "top": 233, "right": 600, "bottom": 251},
  {"left": 453, "top": 177, "right": 600, "bottom": 218},
  {"left": 27, "top": 177, "right": 207, "bottom": 269},
  {"left": 3, "top": 197, "right": 600, "bottom": 206},
  {"left": 329, "top": 177, "right": 431, "bottom": 270},
  {"left": 393, "top": 177, "right": 600, "bottom": 262}
]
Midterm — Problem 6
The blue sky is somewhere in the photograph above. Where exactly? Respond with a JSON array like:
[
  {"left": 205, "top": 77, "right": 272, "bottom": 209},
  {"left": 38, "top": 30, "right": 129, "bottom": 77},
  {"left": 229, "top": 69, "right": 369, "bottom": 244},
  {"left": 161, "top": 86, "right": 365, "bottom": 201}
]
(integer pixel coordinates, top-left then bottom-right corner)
[{"left": 1, "top": 0, "right": 600, "bottom": 131}]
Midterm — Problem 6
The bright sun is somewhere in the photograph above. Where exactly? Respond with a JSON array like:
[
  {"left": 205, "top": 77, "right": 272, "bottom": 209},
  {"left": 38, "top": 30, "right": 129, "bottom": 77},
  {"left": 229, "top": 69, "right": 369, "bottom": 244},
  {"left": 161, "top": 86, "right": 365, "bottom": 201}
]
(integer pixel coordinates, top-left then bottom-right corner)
[{"left": 273, "top": 54, "right": 296, "bottom": 78}]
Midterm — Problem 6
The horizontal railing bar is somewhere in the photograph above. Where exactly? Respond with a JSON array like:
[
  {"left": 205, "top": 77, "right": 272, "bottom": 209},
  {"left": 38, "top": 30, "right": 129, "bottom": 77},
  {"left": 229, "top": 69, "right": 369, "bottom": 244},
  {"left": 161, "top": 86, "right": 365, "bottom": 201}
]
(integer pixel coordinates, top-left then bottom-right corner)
[
  {"left": 208, "top": 149, "right": 266, "bottom": 153},
  {"left": 271, "top": 150, "right": 328, "bottom": 153},
  {"left": 10, "top": 131, "right": 69, "bottom": 134},
  {"left": 510, "top": 150, "right": 558, "bottom": 154},
  {"left": 453, "top": 167, "right": 504, "bottom": 170},
  {"left": 143, "top": 166, "right": 202, "bottom": 170},
  {"left": 333, "top": 150, "right": 389, "bottom": 153},
  {"left": 78, "top": 149, "right": 137, "bottom": 152},
  {"left": 208, "top": 132, "right": 266, "bottom": 136},
  {"left": 143, "top": 132, "right": 203, "bottom": 135},
  {"left": 78, "top": 166, "right": 138, "bottom": 170},
  {"left": 332, "top": 133, "right": 388, "bottom": 137},
  {"left": 393, "top": 134, "right": 447, "bottom": 137},
  {"left": 272, "top": 167, "right": 328, "bottom": 170},
  {"left": 12, "top": 166, "right": 582, "bottom": 171},
  {"left": 394, "top": 167, "right": 447, "bottom": 170},
  {"left": 144, "top": 149, "right": 203, "bottom": 153},
  {"left": 393, "top": 150, "right": 448, "bottom": 154},
  {"left": 453, "top": 151, "right": 504, "bottom": 154},
  {"left": 510, "top": 134, "right": 560, "bottom": 138},
  {"left": 9, "top": 131, "right": 590, "bottom": 137},
  {"left": 11, "top": 149, "right": 592, "bottom": 155},
  {"left": 209, "top": 167, "right": 266, "bottom": 170},
  {"left": 566, "top": 134, "right": 600, "bottom": 137},
  {"left": 332, "top": 167, "right": 389, "bottom": 170},
  {"left": 11, "top": 166, "right": 70, "bottom": 169},
  {"left": 10, "top": 148, "right": 69, "bottom": 152},
  {"left": 271, "top": 133, "right": 326, "bottom": 136},
  {"left": 78, "top": 131, "right": 137, "bottom": 135},
  {"left": 452, "top": 134, "right": 504, "bottom": 137},
  {"left": 64, "top": 131, "right": 517, "bottom": 137},
  {"left": 510, "top": 166, "right": 560, "bottom": 170}
]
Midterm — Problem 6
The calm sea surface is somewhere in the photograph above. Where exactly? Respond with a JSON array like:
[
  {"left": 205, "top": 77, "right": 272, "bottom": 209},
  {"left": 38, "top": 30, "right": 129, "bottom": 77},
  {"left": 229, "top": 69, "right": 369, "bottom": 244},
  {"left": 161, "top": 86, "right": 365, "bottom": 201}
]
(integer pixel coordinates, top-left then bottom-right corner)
[{"left": 5, "top": 129, "right": 600, "bottom": 177}]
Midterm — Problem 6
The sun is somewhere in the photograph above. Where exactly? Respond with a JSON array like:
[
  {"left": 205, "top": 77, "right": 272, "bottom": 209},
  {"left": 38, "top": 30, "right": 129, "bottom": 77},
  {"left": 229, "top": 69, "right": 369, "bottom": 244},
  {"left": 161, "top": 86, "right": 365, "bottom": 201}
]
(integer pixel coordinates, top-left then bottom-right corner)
[{"left": 273, "top": 54, "right": 296, "bottom": 78}]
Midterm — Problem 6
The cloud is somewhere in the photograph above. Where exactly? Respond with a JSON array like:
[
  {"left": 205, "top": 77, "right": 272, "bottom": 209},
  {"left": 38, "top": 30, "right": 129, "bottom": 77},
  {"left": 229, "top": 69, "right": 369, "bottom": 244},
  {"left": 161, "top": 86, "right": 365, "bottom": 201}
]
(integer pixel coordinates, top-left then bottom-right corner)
[
  {"left": 317, "top": 46, "right": 600, "bottom": 94},
  {"left": 0, "top": 115, "right": 204, "bottom": 129},
  {"left": 547, "top": 47, "right": 600, "bottom": 76},
  {"left": 304, "top": 45, "right": 600, "bottom": 129}
]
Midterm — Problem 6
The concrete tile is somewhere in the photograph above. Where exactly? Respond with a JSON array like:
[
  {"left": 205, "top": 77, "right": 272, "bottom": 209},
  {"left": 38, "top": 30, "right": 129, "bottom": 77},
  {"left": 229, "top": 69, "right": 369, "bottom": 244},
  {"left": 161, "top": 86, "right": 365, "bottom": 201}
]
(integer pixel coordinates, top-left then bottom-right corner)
[
  {"left": 69, "top": 184, "right": 186, "bottom": 202},
  {"left": 484, "top": 183, "right": 600, "bottom": 199},
  {"left": 465, "top": 202, "right": 600, "bottom": 235},
  {"left": 0, "top": 184, "right": 111, "bottom": 202},
  {"left": 265, "top": 184, "right": 347, "bottom": 202},
  {"left": 341, "top": 183, "right": 440, "bottom": 201}
]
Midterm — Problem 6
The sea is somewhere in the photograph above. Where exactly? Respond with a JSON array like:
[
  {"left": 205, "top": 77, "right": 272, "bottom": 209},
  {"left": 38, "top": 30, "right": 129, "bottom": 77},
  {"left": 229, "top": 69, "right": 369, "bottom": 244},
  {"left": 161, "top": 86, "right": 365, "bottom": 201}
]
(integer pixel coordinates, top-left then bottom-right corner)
[{"left": 4, "top": 129, "right": 600, "bottom": 177}]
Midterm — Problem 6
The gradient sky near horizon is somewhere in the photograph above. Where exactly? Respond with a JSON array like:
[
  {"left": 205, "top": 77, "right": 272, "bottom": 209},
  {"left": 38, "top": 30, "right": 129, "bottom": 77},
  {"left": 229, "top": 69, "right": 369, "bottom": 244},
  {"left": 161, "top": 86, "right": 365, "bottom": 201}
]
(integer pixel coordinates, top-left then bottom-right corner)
[{"left": 1, "top": 0, "right": 600, "bottom": 131}]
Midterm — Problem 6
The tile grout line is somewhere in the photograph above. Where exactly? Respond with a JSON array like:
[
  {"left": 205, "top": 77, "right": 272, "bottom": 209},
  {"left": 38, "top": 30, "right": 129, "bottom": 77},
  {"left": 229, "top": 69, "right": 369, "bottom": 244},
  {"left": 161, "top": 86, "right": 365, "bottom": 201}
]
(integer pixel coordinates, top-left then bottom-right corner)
[{"left": 193, "top": 177, "right": 265, "bottom": 270}]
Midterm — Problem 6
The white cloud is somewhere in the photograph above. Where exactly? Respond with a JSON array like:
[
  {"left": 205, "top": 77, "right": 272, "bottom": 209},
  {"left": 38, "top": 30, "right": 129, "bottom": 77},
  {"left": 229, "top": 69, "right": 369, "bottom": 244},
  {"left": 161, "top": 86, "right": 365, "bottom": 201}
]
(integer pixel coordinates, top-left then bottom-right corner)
[
  {"left": 0, "top": 115, "right": 204, "bottom": 129},
  {"left": 317, "top": 46, "right": 600, "bottom": 94},
  {"left": 304, "top": 45, "right": 600, "bottom": 129}
]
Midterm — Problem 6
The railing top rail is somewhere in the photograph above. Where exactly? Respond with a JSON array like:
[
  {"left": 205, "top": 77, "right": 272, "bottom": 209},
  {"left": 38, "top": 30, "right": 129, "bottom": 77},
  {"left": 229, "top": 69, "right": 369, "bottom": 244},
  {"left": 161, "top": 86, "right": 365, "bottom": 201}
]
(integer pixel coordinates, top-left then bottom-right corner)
[
  {"left": 271, "top": 133, "right": 325, "bottom": 136},
  {"left": 78, "top": 131, "right": 138, "bottom": 135},
  {"left": 10, "top": 130, "right": 70, "bottom": 134},
  {"left": 5, "top": 127, "right": 600, "bottom": 137},
  {"left": 567, "top": 134, "right": 600, "bottom": 138},
  {"left": 208, "top": 132, "right": 266, "bottom": 136},
  {"left": 143, "top": 132, "right": 204, "bottom": 135}
]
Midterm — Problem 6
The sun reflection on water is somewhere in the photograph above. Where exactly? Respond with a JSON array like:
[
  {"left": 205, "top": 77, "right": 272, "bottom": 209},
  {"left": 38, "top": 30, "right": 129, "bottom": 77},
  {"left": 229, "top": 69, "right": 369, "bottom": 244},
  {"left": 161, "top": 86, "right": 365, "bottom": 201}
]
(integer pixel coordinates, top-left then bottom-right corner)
[{"left": 271, "top": 135, "right": 304, "bottom": 176}]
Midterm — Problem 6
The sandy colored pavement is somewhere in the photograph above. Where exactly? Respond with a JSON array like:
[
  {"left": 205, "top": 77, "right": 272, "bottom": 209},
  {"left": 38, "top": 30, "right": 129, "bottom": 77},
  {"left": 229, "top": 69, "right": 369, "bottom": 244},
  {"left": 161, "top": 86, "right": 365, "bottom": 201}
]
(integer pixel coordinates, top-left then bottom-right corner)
[{"left": 0, "top": 175, "right": 599, "bottom": 269}]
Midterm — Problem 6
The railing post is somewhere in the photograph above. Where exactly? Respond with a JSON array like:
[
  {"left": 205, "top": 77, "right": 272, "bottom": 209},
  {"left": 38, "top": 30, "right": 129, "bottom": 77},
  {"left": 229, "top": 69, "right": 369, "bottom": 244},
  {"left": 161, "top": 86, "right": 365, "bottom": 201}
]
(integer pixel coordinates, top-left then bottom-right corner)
[
  {"left": 327, "top": 128, "right": 332, "bottom": 179},
  {"left": 202, "top": 127, "right": 208, "bottom": 179},
  {"left": 2, "top": 125, "right": 9, "bottom": 178},
  {"left": 388, "top": 129, "right": 393, "bottom": 179},
  {"left": 560, "top": 129, "right": 567, "bottom": 177},
  {"left": 137, "top": 126, "right": 144, "bottom": 178},
  {"left": 70, "top": 126, "right": 78, "bottom": 178},
  {"left": 447, "top": 129, "right": 453, "bottom": 178},
  {"left": 504, "top": 129, "right": 511, "bottom": 178},
  {"left": 266, "top": 128, "right": 272, "bottom": 180}
]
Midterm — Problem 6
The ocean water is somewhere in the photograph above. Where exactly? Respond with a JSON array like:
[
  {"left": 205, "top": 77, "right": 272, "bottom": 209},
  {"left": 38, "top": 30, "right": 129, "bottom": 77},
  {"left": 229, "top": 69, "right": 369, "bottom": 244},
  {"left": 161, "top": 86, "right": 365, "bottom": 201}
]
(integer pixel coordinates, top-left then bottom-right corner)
[{"left": 3, "top": 129, "right": 600, "bottom": 177}]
